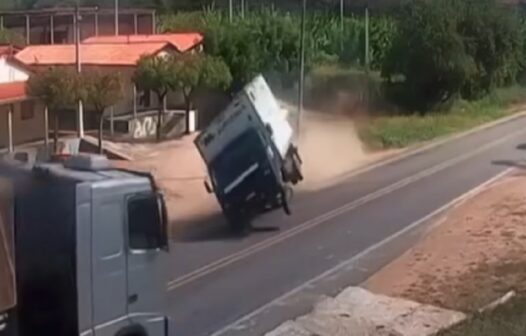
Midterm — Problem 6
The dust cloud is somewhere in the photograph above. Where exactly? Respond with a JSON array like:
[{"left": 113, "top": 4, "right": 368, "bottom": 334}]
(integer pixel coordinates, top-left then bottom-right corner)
[{"left": 296, "top": 111, "right": 369, "bottom": 189}]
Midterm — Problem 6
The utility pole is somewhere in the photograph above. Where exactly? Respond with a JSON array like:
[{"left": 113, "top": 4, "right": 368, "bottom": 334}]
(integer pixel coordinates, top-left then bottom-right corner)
[
  {"left": 114, "top": 0, "right": 119, "bottom": 35},
  {"left": 75, "top": 3, "right": 84, "bottom": 138},
  {"left": 229, "top": 0, "right": 233, "bottom": 23},
  {"left": 365, "top": 3, "right": 370, "bottom": 72},
  {"left": 297, "top": 0, "right": 307, "bottom": 137},
  {"left": 340, "top": 0, "right": 344, "bottom": 51},
  {"left": 241, "top": 0, "right": 245, "bottom": 19}
]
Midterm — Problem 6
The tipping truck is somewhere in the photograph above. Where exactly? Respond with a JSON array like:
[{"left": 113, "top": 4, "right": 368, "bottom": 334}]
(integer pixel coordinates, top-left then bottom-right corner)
[
  {"left": 0, "top": 154, "right": 172, "bottom": 336},
  {"left": 195, "top": 75, "right": 303, "bottom": 231}
]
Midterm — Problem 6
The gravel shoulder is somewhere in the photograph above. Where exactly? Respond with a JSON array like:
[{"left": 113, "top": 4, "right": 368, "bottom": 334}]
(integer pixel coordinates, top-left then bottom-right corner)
[{"left": 365, "top": 169, "right": 526, "bottom": 312}]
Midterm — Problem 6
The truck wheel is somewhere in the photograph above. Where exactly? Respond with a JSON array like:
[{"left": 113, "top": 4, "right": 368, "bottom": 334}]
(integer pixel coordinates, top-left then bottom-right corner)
[
  {"left": 291, "top": 154, "right": 304, "bottom": 183},
  {"left": 281, "top": 186, "right": 293, "bottom": 215},
  {"left": 226, "top": 211, "right": 251, "bottom": 234}
]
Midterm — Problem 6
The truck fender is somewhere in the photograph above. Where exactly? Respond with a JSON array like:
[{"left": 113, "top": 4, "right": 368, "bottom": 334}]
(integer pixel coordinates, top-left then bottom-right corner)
[{"left": 115, "top": 325, "right": 148, "bottom": 336}]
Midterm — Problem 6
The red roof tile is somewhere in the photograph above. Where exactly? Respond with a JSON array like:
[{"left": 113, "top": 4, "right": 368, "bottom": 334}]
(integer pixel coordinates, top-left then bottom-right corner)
[
  {"left": 0, "top": 81, "right": 27, "bottom": 104},
  {"left": 0, "top": 45, "right": 20, "bottom": 57},
  {"left": 83, "top": 33, "right": 204, "bottom": 53},
  {"left": 15, "top": 42, "right": 171, "bottom": 66}
]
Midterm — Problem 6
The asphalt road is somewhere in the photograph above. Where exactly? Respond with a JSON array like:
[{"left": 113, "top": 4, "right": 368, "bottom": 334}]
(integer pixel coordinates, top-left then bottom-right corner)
[{"left": 167, "top": 115, "right": 526, "bottom": 336}]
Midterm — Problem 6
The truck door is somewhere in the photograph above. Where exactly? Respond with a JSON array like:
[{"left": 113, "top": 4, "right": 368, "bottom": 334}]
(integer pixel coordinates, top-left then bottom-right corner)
[
  {"left": 125, "top": 192, "right": 168, "bottom": 334},
  {"left": 91, "top": 185, "right": 128, "bottom": 335},
  {"left": 0, "top": 178, "right": 15, "bottom": 335}
]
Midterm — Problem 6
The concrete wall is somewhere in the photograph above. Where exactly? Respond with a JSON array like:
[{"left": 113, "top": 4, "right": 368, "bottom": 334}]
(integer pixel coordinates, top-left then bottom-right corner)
[
  {"left": 0, "top": 100, "right": 46, "bottom": 150},
  {"left": 0, "top": 58, "right": 29, "bottom": 83}
]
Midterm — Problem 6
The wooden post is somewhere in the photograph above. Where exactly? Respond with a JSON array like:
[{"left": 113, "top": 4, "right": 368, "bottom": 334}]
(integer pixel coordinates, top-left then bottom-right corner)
[
  {"left": 151, "top": 11, "right": 156, "bottom": 34},
  {"left": 133, "top": 13, "right": 138, "bottom": 34},
  {"left": 25, "top": 15, "right": 30, "bottom": 45},
  {"left": 94, "top": 12, "right": 99, "bottom": 36},
  {"left": 133, "top": 85, "right": 138, "bottom": 120},
  {"left": 44, "top": 106, "right": 49, "bottom": 146},
  {"left": 7, "top": 105, "right": 14, "bottom": 153},
  {"left": 50, "top": 15, "right": 55, "bottom": 44},
  {"left": 114, "top": 0, "right": 119, "bottom": 36},
  {"left": 110, "top": 107, "right": 115, "bottom": 136}
]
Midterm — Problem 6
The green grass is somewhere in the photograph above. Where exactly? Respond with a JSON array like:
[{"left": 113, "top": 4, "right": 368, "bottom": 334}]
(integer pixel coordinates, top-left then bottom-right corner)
[
  {"left": 439, "top": 296, "right": 526, "bottom": 336},
  {"left": 357, "top": 86, "right": 526, "bottom": 149}
]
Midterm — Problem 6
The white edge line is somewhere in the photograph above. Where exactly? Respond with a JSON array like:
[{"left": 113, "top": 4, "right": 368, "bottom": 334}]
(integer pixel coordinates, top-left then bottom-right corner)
[{"left": 211, "top": 167, "right": 514, "bottom": 336}]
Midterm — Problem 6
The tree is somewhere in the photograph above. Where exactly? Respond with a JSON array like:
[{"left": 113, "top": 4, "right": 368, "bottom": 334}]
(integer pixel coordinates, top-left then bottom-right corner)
[
  {"left": 381, "top": 0, "right": 474, "bottom": 111},
  {"left": 27, "top": 67, "right": 80, "bottom": 152},
  {"left": 0, "top": 29, "right": 25, "bottom": 46},
  {"left": 81, "top": 71, "right": 123, "bottom": 154},
  {"left": 172, "top": 53, "right": 232, "bottom": 134},
  {"left": 133, "top": 55, "right": 175, "bottom": 141}
]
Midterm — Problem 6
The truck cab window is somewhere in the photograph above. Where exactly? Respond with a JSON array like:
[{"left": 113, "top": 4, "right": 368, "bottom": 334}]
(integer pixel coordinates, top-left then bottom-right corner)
[{"left": 128, "top": 194, "right": 164, "bottom": 250}]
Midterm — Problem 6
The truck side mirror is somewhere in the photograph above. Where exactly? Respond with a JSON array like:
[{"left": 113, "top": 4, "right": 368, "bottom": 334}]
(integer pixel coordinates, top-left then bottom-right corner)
[{"left": 204, "top": 180, "right": 213, "bottom": 194}]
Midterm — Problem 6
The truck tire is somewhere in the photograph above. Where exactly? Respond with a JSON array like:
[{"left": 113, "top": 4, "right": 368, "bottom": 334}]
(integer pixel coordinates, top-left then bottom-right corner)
[
  {"left": 225, "top": 210, "right": 251, "bottom": 234},
  {"left": 281, "top": 185, "right": 293, "bottom": 215},
  {"left": 291, "top": 154, "right": 304, "bottom": 184}
]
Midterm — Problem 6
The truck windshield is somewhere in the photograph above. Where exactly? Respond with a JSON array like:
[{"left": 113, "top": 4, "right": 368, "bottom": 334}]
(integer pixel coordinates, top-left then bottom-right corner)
[
  {"left": 0, "top": 178, "right": 15, "bottom": 312},
  {"left": 128, "top": 193, "right": 166, "bottom": 250},
  {"left": 210, "top": 130, "right": 267, "bottom": 193}
]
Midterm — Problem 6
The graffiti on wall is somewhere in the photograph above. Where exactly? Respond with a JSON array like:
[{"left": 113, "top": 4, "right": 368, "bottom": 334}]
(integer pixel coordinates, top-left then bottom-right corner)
[{"left": 131, "top": 115, "right": 158, "bottom": 139}]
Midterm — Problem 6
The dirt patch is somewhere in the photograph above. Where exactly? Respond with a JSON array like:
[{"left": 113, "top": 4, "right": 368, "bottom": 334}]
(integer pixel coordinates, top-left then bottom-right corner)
[
  {"left": 365, "top": 171, "right": 526, "bottom": 312},
  {"left": 298, "top": 112, "right": 395, "bottom": 189},
  {"left": 111, "top": 135, "right": 221, "bottom": 238}
]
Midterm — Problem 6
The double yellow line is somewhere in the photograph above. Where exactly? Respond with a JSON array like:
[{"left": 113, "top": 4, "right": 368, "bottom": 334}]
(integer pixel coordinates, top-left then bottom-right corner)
[{"left": 166, "top": 129, "right": 523, "bottom": 291}]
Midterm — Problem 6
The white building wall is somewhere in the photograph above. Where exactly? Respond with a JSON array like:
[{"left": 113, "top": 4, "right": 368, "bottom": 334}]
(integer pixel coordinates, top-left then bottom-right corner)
[{"left": 0, "top": 58, "right": 30, "bottom": 84}]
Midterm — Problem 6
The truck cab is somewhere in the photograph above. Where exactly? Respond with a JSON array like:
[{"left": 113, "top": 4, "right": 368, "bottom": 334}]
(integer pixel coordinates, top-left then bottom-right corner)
[
  {"left": 0, "top": 154, "right": 171, "bottom": 336},
  {"left": 196, "top": 75, "right": 303, "bottom": 231}
]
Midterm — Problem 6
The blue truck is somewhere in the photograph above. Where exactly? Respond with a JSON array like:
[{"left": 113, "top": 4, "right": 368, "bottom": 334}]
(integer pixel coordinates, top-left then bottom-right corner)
[{"left": 195, "top": 75, "right": 303, "bottom": 232}]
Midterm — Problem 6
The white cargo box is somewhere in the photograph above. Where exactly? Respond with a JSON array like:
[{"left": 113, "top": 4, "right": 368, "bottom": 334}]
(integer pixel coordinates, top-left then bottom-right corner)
[{"left": 196, "top": 75, "right": 293, "bottom": 165}]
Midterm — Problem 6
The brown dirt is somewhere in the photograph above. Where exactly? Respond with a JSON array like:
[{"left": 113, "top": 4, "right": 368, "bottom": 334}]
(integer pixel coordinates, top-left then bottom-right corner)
[
  {"left": 297, "top": 112, "right": 398, "bottom": 190},
  {"left": 111, "top": 135, "right": 221, "bottom": 238},
  {"left": 365, "top": 171, "right": 526, "bottom": 312}
]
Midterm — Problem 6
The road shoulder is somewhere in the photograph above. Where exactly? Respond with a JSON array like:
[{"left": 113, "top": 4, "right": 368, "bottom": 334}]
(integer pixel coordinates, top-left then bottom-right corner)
[{"left": 365, "top": 170, "right": 526, "bottom": 312}]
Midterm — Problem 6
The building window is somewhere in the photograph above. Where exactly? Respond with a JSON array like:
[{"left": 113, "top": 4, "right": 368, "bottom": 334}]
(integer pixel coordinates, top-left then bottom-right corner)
[{"left": 20, "top": 101, "right": 35, "bottom": 120}]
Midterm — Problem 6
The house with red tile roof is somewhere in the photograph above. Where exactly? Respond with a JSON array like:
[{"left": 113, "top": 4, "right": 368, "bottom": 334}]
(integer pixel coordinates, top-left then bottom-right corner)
[
  {"left": 0, "top": 51, "right": 47, "bottom": 153},
  {"left": 12, "top": 33, "right": 203, "bottom": 140},
  {"left": 15, "top": 42, "right": 177, "bottom": 67},
  {"left": 83, "top": 33, "right": 204, "bottom": 53}
]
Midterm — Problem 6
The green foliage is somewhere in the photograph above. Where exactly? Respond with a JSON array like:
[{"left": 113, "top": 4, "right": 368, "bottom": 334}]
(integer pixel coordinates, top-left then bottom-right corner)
[
  {"left": 460, "top": 0, "right": 525, "bottom": 98},
  {"left": 80, "top": 71, "right": 124, "bottom": 153},
  {"left": 438, "top": 296, "right": 526, "bottom": 336},
  {"left": 382, "top": 0, "right": 473, "bottom": 111},
  {"left": 160, "top": 10, "right": 396, "bottom": 89},
  {"left": 0, "top": 29, "right": 26, "bottom": 47},
  {"left": 27, "top": 67, "right": 80, "bottom": 110},
  {"left": 81, "top": 71, "right": 123, "bottom": 114},
  {"left": 382, "top": 0, "right": 525, "bottom": 112},
  {"left": 133, "top": 55, "right": 174, "bottom": 99},
  {"left": 27, "top": 67, "right": 81, "bottom": 151},
  {"left": 357, "top": 86, "right": 526, "bottom": 149},
  {"left": 172, "top": 53, "right": 232, "bottom": 98},
  {"left": 133, "top": 55, "right": 176, "bottom": 140}
]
